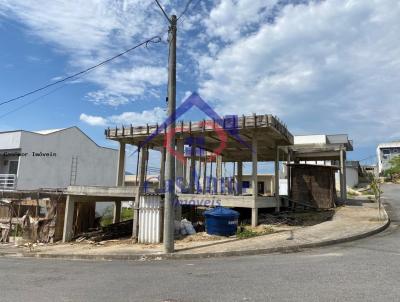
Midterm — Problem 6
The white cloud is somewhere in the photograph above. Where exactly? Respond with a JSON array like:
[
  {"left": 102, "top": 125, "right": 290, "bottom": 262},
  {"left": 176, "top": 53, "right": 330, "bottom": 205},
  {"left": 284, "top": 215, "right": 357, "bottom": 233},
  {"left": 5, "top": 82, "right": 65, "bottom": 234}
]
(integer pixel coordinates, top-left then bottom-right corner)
[
  {"left": 0, "top": 0, "right": 168, "bottom": 106},
  {"left": 3, "top": 0, "right": 400, "bottom": 151},
  {"left": 108, "top": 107, "right": 166, "bottom": 125},
  {"left": 199, "top": 0, "right": 400, "bottom": 145},
  {"left": 79, "top": 113, "right": 107, "bottom": 127},
  {"left": 80, "top": 107, "right": 166, "bottom": 127},
  {"left": 86, "top": 91, "right": 129, "bottom": 107},
  {"left": 205, "top": 0, "right": 278, "bottom": 42}
]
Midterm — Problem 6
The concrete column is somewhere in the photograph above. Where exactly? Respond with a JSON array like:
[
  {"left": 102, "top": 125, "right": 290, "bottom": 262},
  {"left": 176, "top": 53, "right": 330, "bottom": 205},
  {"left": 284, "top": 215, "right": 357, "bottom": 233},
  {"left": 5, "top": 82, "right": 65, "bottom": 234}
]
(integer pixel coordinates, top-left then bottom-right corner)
[
  {"left": 116, "top": 142, "right": 126, "bottom": 186},
  {"left": 113, "top": 201, "right": 121, "bottom": 224},
  {"left": 202, "top": 153, "right": 207, "bottom": 194},
  {"left": 251, "top": 134, "right": 258, "bottom": 227},
  {"left": 216, "top": 155, "right": 222, "bottom": 194},
  {"left": 287, "top": 150, "right": 291, "bottom": 198},
  {"left": 159, "top": 147, "right": 166, "bottom": 191},
  {"left": 183, "top": 158, "right": 188, "bottom": 191},
  {"left": 275, "top": 146, "right": 280, "bottom": 212},
  {"left": 340, "top": 148, "right": 347, "bottom": 201},
  {"left": 209, "top": 160, "right": 214, "bottom": 193},
  {"left": 114, "top": 141, "right": 125, "bottom": 224},
  {"left": 189, "top": 142, "right": 196, "bottom": 193},
  {"left": 176, "top": 139, "right": 184, "bottom": 192},
  {"left": 237, "top": 161, "right": 243, "bottom": 195},
  {"left": 132, "top": 145, "right": 147, "bottom": 241},
  {"left": 62, "top": 195, "right": 75, "bottom": 242}
]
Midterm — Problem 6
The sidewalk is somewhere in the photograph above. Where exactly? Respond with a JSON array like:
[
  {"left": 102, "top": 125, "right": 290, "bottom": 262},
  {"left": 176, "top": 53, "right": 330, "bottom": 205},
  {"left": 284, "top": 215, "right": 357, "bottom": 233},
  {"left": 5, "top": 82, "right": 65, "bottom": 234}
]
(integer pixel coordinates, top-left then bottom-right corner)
[{"left": 0, "top": 200, "right": 389, "bottom": 261}]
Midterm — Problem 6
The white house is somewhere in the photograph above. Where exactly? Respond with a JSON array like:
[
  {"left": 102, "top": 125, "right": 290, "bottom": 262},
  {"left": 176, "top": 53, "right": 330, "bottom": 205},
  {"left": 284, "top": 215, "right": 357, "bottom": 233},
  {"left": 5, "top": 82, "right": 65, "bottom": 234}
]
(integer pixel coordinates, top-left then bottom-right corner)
[
  {"left": 376, "top": 141, "right": 400, "bottom": 174},
  {"left": 0, "top": 127, "right": 118, "bottom": 190}
]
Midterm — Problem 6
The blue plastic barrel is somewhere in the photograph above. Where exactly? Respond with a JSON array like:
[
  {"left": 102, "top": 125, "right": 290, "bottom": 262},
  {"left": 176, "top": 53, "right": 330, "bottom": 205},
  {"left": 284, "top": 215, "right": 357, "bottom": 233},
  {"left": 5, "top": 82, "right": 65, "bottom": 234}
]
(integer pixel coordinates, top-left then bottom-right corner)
[{"left": 204, "top": 207, "right": 240, "bottom": 236}]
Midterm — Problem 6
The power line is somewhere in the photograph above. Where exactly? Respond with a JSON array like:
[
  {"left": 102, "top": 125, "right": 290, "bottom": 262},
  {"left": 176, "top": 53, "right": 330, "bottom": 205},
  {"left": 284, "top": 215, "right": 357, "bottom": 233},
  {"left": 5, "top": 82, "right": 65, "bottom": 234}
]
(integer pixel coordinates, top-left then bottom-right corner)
[
  {"left": 0, "top": 69, "right": 93, "bottom": 120},
  {"left": 0, "top": 35, "right": 162, "bottom": 107},
  {"left": 0, "top": 85, "right": 65, "bottom": 120},
  {"left": 177, "top": 0, "right": 195, "bottom": 21},
  {"left": 154, "top": 0, "right": 171, "bottom": 23},
  {"left": 178, "top": 0, "right": 201, "bottom": 23}
]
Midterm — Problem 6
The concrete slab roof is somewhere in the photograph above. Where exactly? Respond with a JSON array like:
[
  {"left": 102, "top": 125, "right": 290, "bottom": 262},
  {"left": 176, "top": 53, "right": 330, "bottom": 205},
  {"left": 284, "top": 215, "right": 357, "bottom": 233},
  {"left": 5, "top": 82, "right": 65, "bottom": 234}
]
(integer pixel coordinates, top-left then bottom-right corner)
[
  {"left": 291, "top": 134, "right": 353, "bottom": 161},
  {"left": 106, "top": 114, "right": 293, "bottom": 162}
]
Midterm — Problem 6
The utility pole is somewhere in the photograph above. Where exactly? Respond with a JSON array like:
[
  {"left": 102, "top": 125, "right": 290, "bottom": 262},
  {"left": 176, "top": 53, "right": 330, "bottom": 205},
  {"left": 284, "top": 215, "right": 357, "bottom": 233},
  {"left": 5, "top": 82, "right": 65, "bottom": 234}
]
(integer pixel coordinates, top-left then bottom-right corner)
[{"left": 163, "top": 14, "right": 177, "bottom": 253}]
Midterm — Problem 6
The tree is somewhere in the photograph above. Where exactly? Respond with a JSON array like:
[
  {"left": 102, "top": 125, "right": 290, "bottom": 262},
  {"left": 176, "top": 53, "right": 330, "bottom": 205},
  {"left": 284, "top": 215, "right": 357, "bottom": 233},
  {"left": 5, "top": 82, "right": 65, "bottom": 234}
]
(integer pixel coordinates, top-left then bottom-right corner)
[{"left": 384, "top": 155, "right": 400, "bottom": 180}]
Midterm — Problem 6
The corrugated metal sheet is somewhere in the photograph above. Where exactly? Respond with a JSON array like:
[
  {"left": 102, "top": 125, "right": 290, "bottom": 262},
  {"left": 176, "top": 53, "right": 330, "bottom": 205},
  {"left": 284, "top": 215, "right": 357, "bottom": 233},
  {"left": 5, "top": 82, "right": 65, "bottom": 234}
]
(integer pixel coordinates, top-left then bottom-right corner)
[{"left": 138, "top": 195, "right": 163, "bottom": 244}]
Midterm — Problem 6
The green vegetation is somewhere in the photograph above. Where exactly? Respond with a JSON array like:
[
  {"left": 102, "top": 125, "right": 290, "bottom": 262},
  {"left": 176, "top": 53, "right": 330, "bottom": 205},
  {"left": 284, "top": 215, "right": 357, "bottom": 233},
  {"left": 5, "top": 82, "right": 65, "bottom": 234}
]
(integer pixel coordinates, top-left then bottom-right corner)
[
  {"left": 384, "top": 155, "right": 400, "bottom": 180},
  {"left": 101, "top": 206, "right": 133, "bottom": 227},
  {"left": 370, "top": 178, "right": 383, "bottom": 204},
  {"left": 370, "top": 176, "right": 384, "bottom": 220},
  {"left": 236, "top": 228, "right": 259, "bottom": 239},
  {"left": 236, "top": 225, "right": 274, "bottom": 239},
  {"left": 10, "top": 224, "right": 22, "bottom": 237}
]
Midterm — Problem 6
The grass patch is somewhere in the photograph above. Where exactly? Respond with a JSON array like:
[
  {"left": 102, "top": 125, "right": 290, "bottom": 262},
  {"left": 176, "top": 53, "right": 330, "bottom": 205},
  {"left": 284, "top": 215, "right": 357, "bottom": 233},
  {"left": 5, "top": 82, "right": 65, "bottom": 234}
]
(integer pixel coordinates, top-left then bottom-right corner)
[
  {"left": 101, "top": 206, "right": 133, "bottom": 227},
  {"left": 236, "top": 228, "right": 259, "bottom": 239},
  {"left": 236, "top": 225, "right": 274, "bottom": 239}
]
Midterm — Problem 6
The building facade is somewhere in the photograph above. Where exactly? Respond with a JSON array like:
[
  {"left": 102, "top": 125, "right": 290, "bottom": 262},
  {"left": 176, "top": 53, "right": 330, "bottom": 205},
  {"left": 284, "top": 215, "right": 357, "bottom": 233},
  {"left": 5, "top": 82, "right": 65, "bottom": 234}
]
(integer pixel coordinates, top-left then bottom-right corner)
[
  {"left": 377, "top": 142, "right": 400, "bottom": 174},
  {"left": 0, "top": 127, "right": 118, "bottom": 190}
]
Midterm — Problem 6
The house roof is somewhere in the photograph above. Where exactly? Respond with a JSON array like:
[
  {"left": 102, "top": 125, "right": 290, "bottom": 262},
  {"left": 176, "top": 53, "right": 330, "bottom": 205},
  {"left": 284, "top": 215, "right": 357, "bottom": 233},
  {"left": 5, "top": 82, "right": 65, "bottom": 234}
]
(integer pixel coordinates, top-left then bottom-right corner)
[
  {"left": 0, "top": 126, "right": 117, "bottom": 152},
  {"left": 33, "top": 128, "right": 67, "bottom": 135}
]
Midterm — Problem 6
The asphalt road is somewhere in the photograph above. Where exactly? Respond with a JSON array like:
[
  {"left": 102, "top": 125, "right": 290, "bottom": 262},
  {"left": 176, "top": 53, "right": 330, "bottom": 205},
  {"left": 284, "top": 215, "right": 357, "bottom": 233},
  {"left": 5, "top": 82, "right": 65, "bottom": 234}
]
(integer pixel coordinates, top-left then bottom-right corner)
[{"left": 1, "top": 184, "right": 399, "bottom": 302}]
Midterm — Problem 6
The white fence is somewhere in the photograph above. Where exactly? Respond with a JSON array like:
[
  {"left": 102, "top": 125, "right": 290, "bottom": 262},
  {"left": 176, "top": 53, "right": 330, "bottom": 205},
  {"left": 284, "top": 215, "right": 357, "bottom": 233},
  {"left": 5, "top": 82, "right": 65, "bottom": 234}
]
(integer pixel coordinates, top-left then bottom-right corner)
[
  {"left": 138, "top": 194, "right": 163, "bottom": 244},
  {"left": 0, "top": 174, "right": 16, "bottom": 189}
]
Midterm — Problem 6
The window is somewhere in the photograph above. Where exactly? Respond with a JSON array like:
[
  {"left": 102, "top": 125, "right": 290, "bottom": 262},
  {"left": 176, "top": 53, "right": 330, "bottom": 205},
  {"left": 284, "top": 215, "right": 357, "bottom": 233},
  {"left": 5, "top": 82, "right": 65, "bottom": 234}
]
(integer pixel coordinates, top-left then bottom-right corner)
[
  {"left": 8, "top": 160, "right": 18, "bottom": 175},
  {"left": 242, "top": 181, "right": 250, "bottom": 189}
]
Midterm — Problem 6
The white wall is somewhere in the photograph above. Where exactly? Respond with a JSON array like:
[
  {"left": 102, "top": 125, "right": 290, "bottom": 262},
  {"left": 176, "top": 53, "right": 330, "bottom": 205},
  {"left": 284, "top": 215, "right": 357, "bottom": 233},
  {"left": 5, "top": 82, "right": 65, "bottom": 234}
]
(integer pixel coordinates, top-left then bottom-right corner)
[
  {"left": 16, "top": 127, "right": 118, "bottom": 190},
  {"left": 294, "top": 135, "right": 327, "bottom": 145},
  {"left": 239, "top": 174, "right": 275, "bottom": 195},
  {"left": 0, "top": 131, "right": 21, "bottom": 149},
  {"left": 335, "top": 167, "right": 359, "bottom": 189}
]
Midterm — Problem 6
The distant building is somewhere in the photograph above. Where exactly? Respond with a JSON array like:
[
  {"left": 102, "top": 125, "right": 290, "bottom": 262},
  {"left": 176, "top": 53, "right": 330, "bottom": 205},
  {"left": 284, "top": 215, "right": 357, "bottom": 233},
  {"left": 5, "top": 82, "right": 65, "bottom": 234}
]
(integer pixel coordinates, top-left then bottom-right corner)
[
  {"left": 0, "top": 127, "right": 118, "bottom": 190},
  {"left": 377, "top": 142, "right": 400, "bottom": 174}
]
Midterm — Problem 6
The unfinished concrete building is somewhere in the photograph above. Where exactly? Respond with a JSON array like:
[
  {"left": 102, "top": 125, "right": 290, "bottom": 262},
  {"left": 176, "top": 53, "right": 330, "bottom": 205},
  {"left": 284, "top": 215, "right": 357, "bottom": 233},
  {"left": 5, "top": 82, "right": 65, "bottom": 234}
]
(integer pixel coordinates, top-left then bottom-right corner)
[{"left": 59, "top": 116, "right": 353, "bottom": 243}]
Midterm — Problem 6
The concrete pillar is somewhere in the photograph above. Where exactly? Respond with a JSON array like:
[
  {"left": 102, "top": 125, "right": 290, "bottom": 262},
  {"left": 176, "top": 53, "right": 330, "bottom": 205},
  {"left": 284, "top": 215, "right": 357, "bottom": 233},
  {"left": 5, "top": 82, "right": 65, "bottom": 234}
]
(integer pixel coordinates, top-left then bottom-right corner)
[
  {"left": 62, "top": 195, "right": 75, "bottom": 242},
  {"left": 113, "top": 142, "right": 126, "bottom": 224},
  {"left": 132, "top": 145, "right": 147, "bottom": 241},
  {"left": 340, "top": 148, "right": 347, "bottom": 201},
  {"left": 202, "top": 153, "right": 207, "bottom": 194},
  {"left": 176, "top": 139, "right": 184, "bottom": 192},
  {"left": 251, "top": 134, "right": 258, "bottom": 227},
  {"left": 159, "top": 147, "right": 166, "bottom": 191},
  {"left": 116, "top": 142, "right": 126, "bottom": 186},
  {"left": 216, "top": 154, "right": 222, "bottom": 194},
  {"left": 209, "top": 160, "right": 214, "bottom": 194},
  {"left": 189, "top": 142, "right": 196, "bottom": 193},
  {"left": 287, "top": 150, "right": 291, "bottom": 198},
  {"left": 113, "top": 201, "right": 121, "bottom": 224},
  {"left": 275, "top": 147, "right": 280, "bottom": 212},
  {"left": 237, "top": 161, "right": 243, "bottom": 195}
]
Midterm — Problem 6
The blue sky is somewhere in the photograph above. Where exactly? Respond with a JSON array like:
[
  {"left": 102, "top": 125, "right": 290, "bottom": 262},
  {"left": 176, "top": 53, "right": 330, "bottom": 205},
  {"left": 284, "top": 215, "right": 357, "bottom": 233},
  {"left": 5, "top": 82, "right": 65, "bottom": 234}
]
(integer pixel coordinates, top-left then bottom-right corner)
[{"left": 1, "top": 0, "right": 399, "bottom": 171}]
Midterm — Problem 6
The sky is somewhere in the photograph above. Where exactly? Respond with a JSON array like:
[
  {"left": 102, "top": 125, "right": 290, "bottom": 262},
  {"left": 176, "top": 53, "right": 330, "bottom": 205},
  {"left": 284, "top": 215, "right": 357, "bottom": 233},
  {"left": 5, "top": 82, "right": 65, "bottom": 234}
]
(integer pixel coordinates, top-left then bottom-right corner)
[{"left": 1, "top": 0, "right": 399, "bottom": 172}]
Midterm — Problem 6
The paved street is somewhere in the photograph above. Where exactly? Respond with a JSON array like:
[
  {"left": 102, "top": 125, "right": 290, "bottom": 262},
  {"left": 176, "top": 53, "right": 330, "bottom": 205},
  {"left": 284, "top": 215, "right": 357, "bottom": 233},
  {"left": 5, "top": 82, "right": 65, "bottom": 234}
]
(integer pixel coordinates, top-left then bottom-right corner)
[{"left": 1, "top": 184, "right": 399, "bottom": 302}]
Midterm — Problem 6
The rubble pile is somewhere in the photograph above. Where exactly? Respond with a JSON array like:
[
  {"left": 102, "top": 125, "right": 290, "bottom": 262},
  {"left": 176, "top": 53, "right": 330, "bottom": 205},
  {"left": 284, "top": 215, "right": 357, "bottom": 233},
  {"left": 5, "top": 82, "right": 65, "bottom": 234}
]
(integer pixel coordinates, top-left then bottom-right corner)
[
  {"left": 74, "top": 219, "right": 133, "bottom": 242},
  {"left": 258, "top": 213, "right": 304, "bottom": 226}
]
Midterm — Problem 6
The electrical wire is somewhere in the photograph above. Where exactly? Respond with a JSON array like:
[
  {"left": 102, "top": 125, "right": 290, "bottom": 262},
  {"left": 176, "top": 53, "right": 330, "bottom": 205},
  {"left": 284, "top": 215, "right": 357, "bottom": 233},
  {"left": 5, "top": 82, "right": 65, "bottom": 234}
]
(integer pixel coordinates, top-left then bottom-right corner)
[
  {"left": 0, "top": 67, "right": 95, "bottom": 120},
  {"left": 177, "top": 0, "right": 201, "bottom": 24},
  {"left": 0, "top": 35, "right": 162, "bottom": 107},
  {"left": 177, "top": 0, "right": 195, "bottom": 21},
  {"left": 154, "top": 0, "right": 171, "bottom": 22},
  {"left": 0, "top": 84, "right": 66, "bottom": 120}
]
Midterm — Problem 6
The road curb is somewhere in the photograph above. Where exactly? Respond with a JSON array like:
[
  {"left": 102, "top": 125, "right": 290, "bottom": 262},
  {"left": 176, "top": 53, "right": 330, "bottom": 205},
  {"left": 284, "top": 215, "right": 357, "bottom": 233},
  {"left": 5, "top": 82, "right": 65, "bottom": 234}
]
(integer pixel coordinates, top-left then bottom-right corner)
[{"left": 0, "top": 214, "right": 390, "bottom": 262}]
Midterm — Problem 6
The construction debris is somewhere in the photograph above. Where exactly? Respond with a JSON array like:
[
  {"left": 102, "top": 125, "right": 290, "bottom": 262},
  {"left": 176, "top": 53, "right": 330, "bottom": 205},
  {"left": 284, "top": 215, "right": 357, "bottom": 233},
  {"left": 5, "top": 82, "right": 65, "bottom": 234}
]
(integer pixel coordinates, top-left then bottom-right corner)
[
  {"left": 258, "top": 213, "right": 304, "bottom": 226},
  {"left": 74, "top": 219, "right": 133, "bottom": 242}
]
